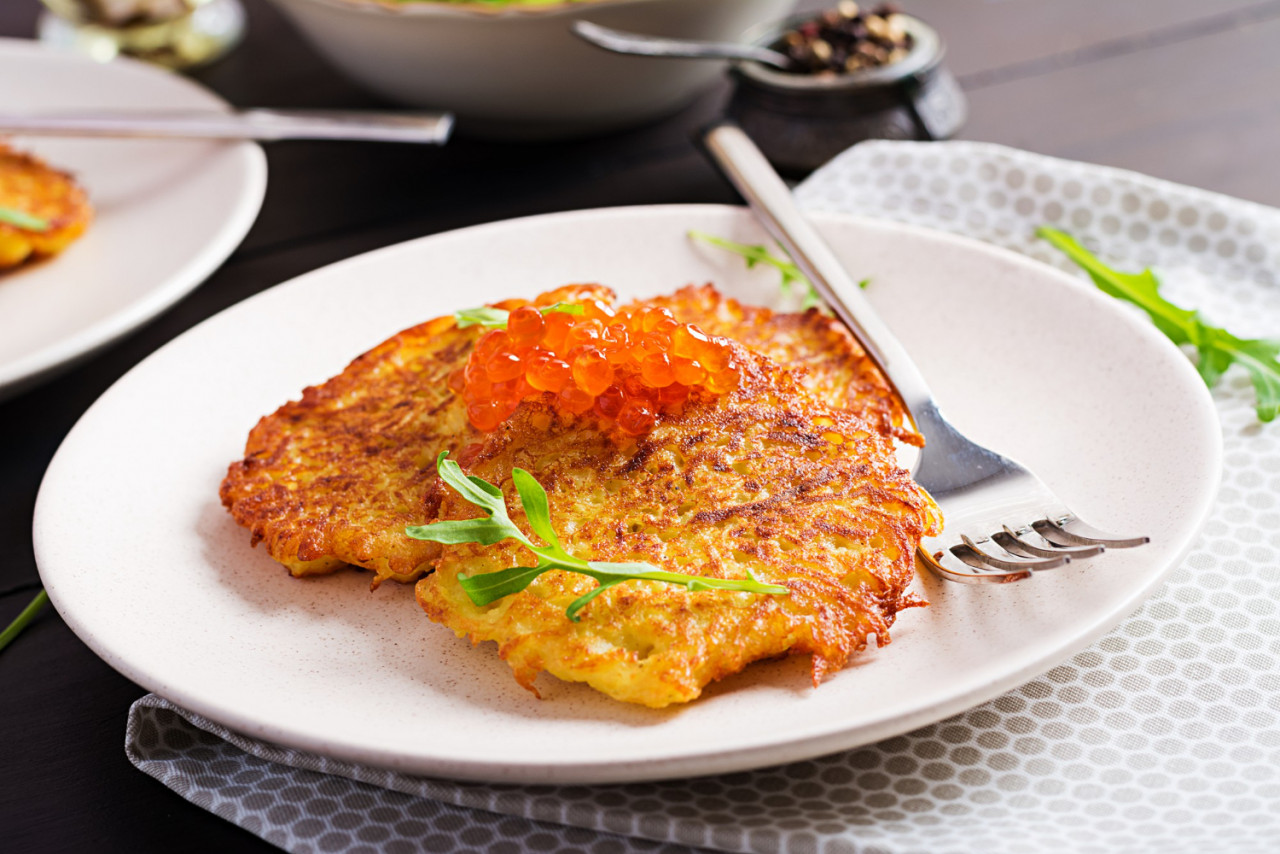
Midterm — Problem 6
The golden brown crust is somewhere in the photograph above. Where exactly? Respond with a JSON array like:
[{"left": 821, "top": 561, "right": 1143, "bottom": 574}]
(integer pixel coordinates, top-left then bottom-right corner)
[
  {"left": 219, "top": 285, "right": 612, "bottom": 583},
  {"left": 0, "top": 143, "right": 92, "bottom": 269},
  {"left": 221, "top": 280, "right": 942, "bottom": 706},
  {"left": 415, "top": 345, "right": 942, "bottom": 707},
  {"left": 646, "top": 285, "right": 918, "bottom": 445},
  {"left": 220, "top": 283, "right": 916, "bottom": 586}
]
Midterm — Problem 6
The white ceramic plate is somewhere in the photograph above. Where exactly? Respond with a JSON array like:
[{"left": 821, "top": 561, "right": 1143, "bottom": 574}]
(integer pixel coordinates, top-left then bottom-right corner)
[
  {"left": 34, "top": 205, "right": 1220, "bottom": 784},
  {"left": 0, "top": 39, "right": 266, "bottom": 399}
]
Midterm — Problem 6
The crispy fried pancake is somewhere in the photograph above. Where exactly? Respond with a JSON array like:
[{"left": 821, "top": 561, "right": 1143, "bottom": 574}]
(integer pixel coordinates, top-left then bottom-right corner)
[
  {"left": 221, "top": 284, "right": 912, "bottom": 585},
  {"left": 415, "top": 347, "right": 942, "bottom": 707},
  {"left": 219, "top": 285, "right": 611, "bottom": 583},
  {"left": 0, "top": 144, "right": 92, "bottom": 269},
  {"left": 647, "top": 285, "right": 916, "bottom": 444}
]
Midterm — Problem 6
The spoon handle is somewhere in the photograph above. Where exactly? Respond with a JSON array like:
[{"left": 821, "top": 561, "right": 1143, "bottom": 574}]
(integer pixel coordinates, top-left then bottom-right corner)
[
  {"left": 0, "top": 109, "right": 454, "bottom": 144},
  {"left": 572, "top": 21, "right": 791, "bottom": 70}
]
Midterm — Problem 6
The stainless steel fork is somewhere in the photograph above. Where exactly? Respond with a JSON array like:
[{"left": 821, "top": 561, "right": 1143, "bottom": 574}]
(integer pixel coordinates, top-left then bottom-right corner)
[{"left": 702, "top": 124, "right": 1147, "bottom": 583}]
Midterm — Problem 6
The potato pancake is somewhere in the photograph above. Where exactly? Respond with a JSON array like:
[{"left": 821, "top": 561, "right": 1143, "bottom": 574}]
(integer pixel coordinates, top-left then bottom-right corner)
[
  {"left": 415, "top": 346, "right": 941, "bottom": 707},
  {"left": 221, "top": 284, "right": 913, "bottom": 584},
  {"left": 219, "top": 285, "right": 611, "bottom": 583},
  {"left": 0, "top": 144, "right": 92, "bottom": 269},
  {"left": 648, "top": 284, "right": 916, "bottom": 444}
]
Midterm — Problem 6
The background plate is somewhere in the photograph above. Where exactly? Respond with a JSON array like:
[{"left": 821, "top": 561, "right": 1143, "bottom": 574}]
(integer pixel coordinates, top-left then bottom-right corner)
[
  {"left": 33, "top": 205, "right": 1220, "bottom": 784},
  {"left": 0, "top": 38, "right": 266, "bottom": 399}
]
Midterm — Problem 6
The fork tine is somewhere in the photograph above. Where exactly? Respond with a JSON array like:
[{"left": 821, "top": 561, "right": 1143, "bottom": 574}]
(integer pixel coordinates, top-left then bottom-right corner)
[
  {"left": 917, "top": 546, "right": 1032, "bottom": 584},
  {"left": 1033, "top": 517, "right": 1149, "bottom": 549},
  {"left": 995, "top": 526, "right": 1105, "bottom": 560},
  {"left": 957, "top": 536, "right": 1070, "bottom": 571}
]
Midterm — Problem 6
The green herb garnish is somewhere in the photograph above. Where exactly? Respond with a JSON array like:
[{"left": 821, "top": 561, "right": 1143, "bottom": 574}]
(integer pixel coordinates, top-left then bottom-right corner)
[
  {"left": 406, "top": 452, "right": 788, "bottom": 621},
  {"left": 1039, "top": 227, "right": 1280, "bottom": 422},
  {"left": 689, "top": 231, "right": 825, "bottom": 310},
  {"left": 0, "top": 207, "right": 49, "bottom": 232},
  {"left": 454, "top": 302, "right": 583, "bottom": 329},
  {"left": 0, "top": 589, "right": 50, "bottom": 655}
]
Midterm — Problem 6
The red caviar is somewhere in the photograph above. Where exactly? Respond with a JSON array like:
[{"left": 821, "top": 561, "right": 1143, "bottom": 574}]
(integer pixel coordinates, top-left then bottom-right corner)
[
  {"left": 459, "top": 300, "right": 740, "bottom": 436},
  {"left": 507, "top": 306, "right": 544, "bottom": 344}
]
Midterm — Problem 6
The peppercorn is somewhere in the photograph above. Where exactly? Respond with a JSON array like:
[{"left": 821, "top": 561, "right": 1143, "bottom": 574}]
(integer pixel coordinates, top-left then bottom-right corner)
[{"left": 776, "top": 3, "right": 913, "bottom": 76}]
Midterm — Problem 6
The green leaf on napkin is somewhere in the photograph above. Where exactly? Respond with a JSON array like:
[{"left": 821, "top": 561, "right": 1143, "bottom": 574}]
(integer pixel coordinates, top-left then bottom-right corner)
[
  {"left": 406, "top": 452, "right": 788, "bottom": 622},
  {"left": 1039, "top": 227, "right": 1280, "bottom": 422}
]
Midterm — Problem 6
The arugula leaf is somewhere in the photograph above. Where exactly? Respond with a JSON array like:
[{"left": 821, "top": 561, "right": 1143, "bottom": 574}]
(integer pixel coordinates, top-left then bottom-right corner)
[
  {"left": 417, "top": 453, "right": 533, "bottom": 548},
  {"left": 543, "top": 302, "right": 585, "bottom": 318},
  {"left": 1210, "top": 330, "right": 1280, "bottom": 419},
  {"left": 455, "top": 565, "right": 549, "bottom": 606},
  {"left": 0, "top": 206, "right": 49, "bottom": 232},
  {"left": 454, "top": 306, "right": 510, "bottom": 329},
  {"left": 689, "top": 231, "right": 806, "bottom": 289},
  {"left": 405, "top": 518, "right": 515, "bottom": 546},
  {"left": 586, "top": 560, "right": 670, "bottom": 575},
  {"left": 407, "top": 452, "right": 788, "bottom": 621},
  {"left": 1039, "top": 227, "right": 1280, "bottom": 422},
  {"left": 454, "top": 302, "right": 584, "bottom": 329},
  {"left": 689, "top": 231, "right": 825, "bottom": 310},
  {"left": 0, "top": 589, "right": 49, "bottom": 654},
  {"left": 565, "top": 579, "right": 626, "bottom": 622},
  {"left": 511, "top": 467, "right": 561, "bottom": 553}
]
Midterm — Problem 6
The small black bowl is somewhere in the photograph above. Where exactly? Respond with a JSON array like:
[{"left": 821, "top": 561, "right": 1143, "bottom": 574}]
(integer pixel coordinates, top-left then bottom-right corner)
[{"left": 727, "top": 13, "right": 966, "bottom": 177}]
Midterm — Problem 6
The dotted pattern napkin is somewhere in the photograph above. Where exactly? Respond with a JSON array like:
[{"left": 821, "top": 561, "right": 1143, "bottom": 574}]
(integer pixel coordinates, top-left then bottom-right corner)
[{"left": 127, "top": 141, "right": 1280, "bottom": 854}]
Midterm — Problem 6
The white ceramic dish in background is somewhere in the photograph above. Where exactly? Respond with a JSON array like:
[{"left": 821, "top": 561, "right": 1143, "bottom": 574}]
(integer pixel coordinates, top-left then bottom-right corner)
[
  {"left": 266, "top": 0, "right": 797, "bottom": 138},
  {"left": 0, "top": 39, "right": 266, "bottom": 401},
  {"left": 34, "top": 205, "right": 1220, "bottom": 784}
]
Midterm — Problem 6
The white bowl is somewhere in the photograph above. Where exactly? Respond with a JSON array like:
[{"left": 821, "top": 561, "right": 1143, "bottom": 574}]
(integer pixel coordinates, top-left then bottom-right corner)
[{"left": 268, "top": 0, "right": 798, "bottom": 139}]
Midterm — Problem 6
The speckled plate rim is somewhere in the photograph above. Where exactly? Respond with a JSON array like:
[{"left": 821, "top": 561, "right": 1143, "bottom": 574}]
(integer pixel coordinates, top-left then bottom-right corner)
[
  {"left": 0, "top": 39, "right": 266, "bottom": 399},
  {"left": 33, "top": 204, "right": 1221, "bottom": 784}
]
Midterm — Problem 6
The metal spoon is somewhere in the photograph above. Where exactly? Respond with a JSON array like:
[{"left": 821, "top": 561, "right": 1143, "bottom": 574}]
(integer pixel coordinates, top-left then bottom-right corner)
[{"left": 571, "top": 21, "right": 792, "bottom": 71}]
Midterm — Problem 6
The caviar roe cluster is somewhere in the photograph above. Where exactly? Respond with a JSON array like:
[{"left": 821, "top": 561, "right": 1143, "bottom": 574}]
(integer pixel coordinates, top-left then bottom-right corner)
[{"left": 449, "top": 299, "right": 741, "bottom": 436}]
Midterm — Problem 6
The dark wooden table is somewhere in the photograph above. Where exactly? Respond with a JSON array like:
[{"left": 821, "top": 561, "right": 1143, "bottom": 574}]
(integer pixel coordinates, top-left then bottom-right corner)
[{"left": 3, "top": 1, "right": 1278, "bottom": 851}]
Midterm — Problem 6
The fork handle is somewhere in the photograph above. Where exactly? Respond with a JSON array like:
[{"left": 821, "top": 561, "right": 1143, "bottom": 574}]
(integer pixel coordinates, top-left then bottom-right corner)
[
  {"left": 700, "top": 123, "right": 936, "bottom": 421},
  {"left": 0, "top": 109, "right": 455, "bottom": 144}
]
